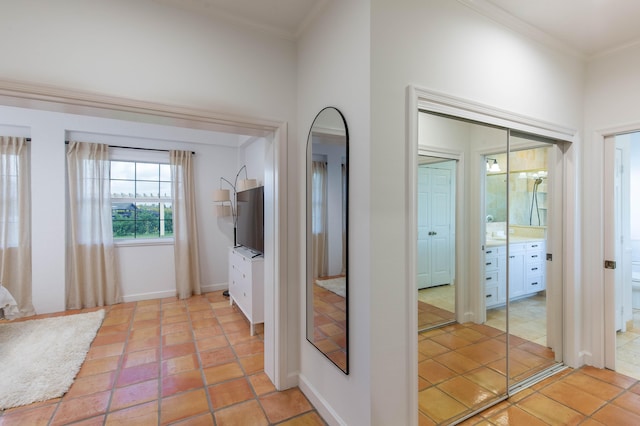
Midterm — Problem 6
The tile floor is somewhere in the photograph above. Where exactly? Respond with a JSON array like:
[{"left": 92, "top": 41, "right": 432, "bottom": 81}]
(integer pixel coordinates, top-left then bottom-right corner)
[
  {"left": 616, "top": 308, "right": 640, "bottom": 380},
  {"left": 0, "top": 291, "right": 324, "bottom": 426},
  {"left": 311, "top": 283, "right": 347, "bottom": 371},
  {"left": 3, "top": 291, "right": 640, "bottom": 425},
  {"left": 418, "top": 321, "right": 557, "bottom": 424}
]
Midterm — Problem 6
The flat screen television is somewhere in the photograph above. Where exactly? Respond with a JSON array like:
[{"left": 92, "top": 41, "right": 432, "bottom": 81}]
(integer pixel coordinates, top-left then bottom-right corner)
[{"left": 236, "top": 185, "right": 264, "bottom": 255}]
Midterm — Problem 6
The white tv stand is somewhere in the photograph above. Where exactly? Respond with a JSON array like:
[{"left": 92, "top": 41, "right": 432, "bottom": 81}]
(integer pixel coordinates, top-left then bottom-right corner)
[{"left": 228, "top": 246, "right": 264, "bottom": 335}]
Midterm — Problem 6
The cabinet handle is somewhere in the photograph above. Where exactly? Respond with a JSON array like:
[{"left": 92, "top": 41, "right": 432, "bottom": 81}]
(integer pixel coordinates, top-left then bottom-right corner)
[
  {"left": 531, "top": 282, "right": 538, "bottom": 286},
  {"left": 532, "top": 267, "right": 538, "bottom": 271},
  {"left": 509, "top": 255, "right": 515, "bottom": 259},
  {"left": 531, "top": 244, "right": 538, "bottom": 248},
  {"left": 486, "top": 277, "right": 492, "bottom": 281},
  {"left": 487, "top": 250, "right": 493, "bottom": 254},
  {"left": 486, "top": 294, "right": 491, "bottom": 298},
  {"left": 486, "top": 262, "right": 491, "bottom": 266},
  {"left": 531, "top": 255, "right": 538, "bottom": 258}
]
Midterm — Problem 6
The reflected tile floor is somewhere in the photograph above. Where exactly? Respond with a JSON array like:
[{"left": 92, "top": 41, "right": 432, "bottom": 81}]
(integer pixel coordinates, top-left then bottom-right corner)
[{"left": 0, "top": 291, "right": 324, "bottom": 426}]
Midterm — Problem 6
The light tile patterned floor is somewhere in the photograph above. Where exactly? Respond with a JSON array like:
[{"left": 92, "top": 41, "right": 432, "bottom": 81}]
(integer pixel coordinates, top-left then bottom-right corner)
[
  {"left": 3, "top": 291, "right": 640, "bottom": 425},
  {"left": 616, "top": 309, "right": 640, "bottom": 380},
  {"left": 0, "top": 291, "right": 324, "bottom": 425}
]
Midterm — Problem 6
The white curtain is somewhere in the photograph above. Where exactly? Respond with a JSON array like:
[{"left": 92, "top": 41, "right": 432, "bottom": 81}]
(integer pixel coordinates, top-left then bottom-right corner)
[
  {"left": 312, "top": 161, "right": 328, "bottom": 279},
  {"left": 171, "top": 150, "right": 201, "bottom": 299},
  {"left": 66, "top": 141, "right": 121, "bottom": 309},
  {"left": 0, "top": 137, "right": 34, "bottom": 318}
]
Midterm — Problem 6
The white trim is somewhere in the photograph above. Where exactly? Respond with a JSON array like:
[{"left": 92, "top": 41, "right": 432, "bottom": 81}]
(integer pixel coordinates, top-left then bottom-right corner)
[
  {"left": 298, "top": 374, "right": 347, "bottom": 426},
  {"left": 0, "top": 78, "right": 291, "bottom": 390},
  {"left": 455, "top": 0, "right": 584, "bottom": 60},
  {"left": 407, "top": 85, "right": 580, "bottom": 422}
]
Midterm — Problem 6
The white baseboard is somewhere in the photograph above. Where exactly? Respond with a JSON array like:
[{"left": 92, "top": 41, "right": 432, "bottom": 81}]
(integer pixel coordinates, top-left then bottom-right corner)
[
  {"left": 121, "top": 283, "right": 228, "bottom": 303},
  {"left": 121, "top": 289, "right": 176, "bottom": 302},
  {"left": 201, "top": 282, "right": 228, "bottom": 293},
  {"left": 298, "top": 374, "right": 346, "bottom": 426}
]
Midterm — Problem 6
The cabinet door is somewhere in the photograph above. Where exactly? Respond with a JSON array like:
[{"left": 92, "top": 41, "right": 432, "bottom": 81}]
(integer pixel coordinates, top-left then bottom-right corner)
[{"left": 508, "top": 252, "right": 525, "bottom": 298}]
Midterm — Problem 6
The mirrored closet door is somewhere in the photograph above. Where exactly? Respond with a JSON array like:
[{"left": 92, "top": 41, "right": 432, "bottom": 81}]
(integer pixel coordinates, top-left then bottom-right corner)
[{"left": 416, "top": 112, "right": 566, "bottom": 425}]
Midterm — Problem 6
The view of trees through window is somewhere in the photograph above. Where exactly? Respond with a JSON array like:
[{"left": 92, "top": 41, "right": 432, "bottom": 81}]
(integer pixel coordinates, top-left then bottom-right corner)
[{"left": 110, "top": 161, "right": 173, "bottom": 239}]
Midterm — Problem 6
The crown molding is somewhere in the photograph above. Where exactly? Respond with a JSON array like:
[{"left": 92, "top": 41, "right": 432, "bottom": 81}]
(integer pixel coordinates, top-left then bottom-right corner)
[
  {"left": 456, "top": 0, "right": 585, "bottom": 61},
  {"left": 0, "top": 79, "right": 279, "bottom": 137}
]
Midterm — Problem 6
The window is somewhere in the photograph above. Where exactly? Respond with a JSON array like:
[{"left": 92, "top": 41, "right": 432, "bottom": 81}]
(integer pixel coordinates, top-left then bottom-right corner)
[{"left": 110, "top": 161, "right": 172, "bottom": 239}]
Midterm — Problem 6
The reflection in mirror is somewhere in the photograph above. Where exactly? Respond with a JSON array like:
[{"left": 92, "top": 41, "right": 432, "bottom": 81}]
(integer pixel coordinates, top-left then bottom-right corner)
[
  {"left": 417, "top": 155, "right": 456, "bottom": 331},
  {"left": 306, "top": 107, "right": 348, "bottom": 373},
  {"left": 418, "top": 112, "right": 508, "bottom": 424}
]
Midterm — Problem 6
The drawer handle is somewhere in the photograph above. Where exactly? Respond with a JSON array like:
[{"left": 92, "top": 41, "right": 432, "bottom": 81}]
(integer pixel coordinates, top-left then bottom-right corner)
[
  {"left": 532, "top": 267, "right": 538, "bottom": 271},
  {"left": 531, "top": 255, "right": 538, "bottom": 258},
  {"left": 486, "top": 277, "right": 492, "bottom": 281},
  {"left": 531, "top": 244, "right": 538, "bottom": 248},
  {"left": 486, "top": 262, "right": 491, "bottom": 266},
  {"left": 509, "top": 256, "right": 515, "bottom": 259},
  {"left": 486, "top": 294, "right": 492, "bottom": 298},
  {"left": 531, "top": 282, "right": 538, "bottom": 285},
  {"left": 487, "top": 250, "right": 493, "bottom": 254}
]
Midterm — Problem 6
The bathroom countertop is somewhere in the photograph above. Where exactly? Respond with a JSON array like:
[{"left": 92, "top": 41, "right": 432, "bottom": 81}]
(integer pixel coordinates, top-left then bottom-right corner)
[{"left": 486, "top": 236, "right": 545, "bottom": 247}]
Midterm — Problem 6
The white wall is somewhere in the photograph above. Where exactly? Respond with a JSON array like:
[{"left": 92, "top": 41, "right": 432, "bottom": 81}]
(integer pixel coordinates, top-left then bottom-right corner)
[
  {"left": 0, "top": 0, "right": 296, "bottom": 122},
  {"left": 584, "top": 43, "right": 640, "bottom": 366},
  {"left": 368, "top": 1, "right": 583, "bottom": 425},
  {"left": 297, "top": 0, "right": 371, "bottom": 424},
  {"left": 0, "top": 104, "right": 252, "bottom": 312}
]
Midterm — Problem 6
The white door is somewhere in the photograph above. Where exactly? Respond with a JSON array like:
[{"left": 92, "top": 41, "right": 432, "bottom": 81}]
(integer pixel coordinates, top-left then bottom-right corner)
[
  {"left": 417, "top": 162, "right": 454, "bottom": 289},
  {"left": 604, "top": 134, "right": 633, "bottom": 370}
]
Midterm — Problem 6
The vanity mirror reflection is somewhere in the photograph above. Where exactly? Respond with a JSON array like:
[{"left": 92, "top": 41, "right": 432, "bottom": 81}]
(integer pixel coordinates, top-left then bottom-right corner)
[{"left": 306, "top": 107, "right": 348, "bottom": 373}]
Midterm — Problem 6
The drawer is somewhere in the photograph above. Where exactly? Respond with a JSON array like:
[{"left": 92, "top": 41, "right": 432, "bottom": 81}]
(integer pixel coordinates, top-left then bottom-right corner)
[
  {"left": 485, "top": 258, "right": 499, "bottom": 271},
  {"left": 526, "top": 241, "right": 545, "bottom": 251},
  {"left": 509, "top": 243, "right": 527, "bottom": 253},
  {"left": 526, "top": 276, "right": 545, "bottom": 291},
  {"left": 485, "top": 286, "right": 498, "bottom": 306},
  {"left": 526, "top": 252, "right": 543, "bottom": 262},
  {"left": 526, "top": 262, "right": 544, "bottom": 276},
  {"left": 485, "top": 271, "right": 498, "bottom": 285},
  {"left": 485, "top": 246, "right": 504, "bottom": 258}
]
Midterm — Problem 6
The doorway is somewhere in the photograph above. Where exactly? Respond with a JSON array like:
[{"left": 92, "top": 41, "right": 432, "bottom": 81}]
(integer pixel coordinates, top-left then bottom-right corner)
[{"left": 604, "top": 132, "right": 640, "bottom": 379}]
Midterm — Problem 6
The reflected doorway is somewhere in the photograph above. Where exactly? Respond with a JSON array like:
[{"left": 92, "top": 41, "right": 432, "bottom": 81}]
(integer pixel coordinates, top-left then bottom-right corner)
[{"left": 418, "top": 156, "right": 456, "bottom": 331}]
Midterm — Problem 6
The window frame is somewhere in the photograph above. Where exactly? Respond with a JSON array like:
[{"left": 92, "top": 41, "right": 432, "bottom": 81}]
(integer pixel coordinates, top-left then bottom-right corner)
[{"left": 109, "top": 148, "right": 174, "bottom": 245}]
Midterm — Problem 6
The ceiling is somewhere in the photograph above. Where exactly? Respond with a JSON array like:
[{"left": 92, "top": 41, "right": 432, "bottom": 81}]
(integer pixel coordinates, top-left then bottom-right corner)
[{"left": 157, "top": 0, "right": 640, "bottom": 57}]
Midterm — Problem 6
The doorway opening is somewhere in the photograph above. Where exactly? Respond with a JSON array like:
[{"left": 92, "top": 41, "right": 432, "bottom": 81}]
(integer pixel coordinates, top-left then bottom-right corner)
[{"left": 607, "top": 132, "right": 640, "bottom": 380}]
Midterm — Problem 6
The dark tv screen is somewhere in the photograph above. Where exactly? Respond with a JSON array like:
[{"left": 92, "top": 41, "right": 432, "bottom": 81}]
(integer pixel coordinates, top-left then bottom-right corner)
[{"left": 236, "top": 186, "right": 264, "bottom": 255}]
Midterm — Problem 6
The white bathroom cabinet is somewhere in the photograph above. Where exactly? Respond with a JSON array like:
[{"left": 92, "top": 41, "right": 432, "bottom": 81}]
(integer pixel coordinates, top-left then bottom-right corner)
[
  {"left": 228, "top": 247, "right": 264, "bottom": 335},
  {"left": 485, "top": 240, "right": 546, "bottom": 309}
]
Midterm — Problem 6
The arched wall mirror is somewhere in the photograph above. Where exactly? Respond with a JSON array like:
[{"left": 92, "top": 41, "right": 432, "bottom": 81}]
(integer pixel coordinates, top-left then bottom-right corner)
[
  {"left": 306, "top": 107, "right": 349, "bottom": 373},
  {"left": 417, "top": 111, "right": 567, "bottom": 424}
]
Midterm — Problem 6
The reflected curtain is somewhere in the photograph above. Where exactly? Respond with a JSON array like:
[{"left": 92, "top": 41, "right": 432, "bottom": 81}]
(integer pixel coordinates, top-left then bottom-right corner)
[
  {"left": 341, "top": 163, "right": 346, "bottom": 275},
  {"left": 312, "top": 161, "right": 328, "bottom": 279},
  {"left": 0, "top": 137, "right": 34, "bottom": 318},
  {"left": 66, "top": 141, "right": 121, "bottom": 308},
  {"left": 171, "top": 150, "right": 201, "bottom": 299}
]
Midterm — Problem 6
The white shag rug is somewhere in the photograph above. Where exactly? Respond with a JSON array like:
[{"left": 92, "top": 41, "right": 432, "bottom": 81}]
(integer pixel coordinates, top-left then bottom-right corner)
[
  {"left": 0, "top": 310, "right": 105, "bottom": 410},
  {"left": 316, "top": 276, "right": 346, "bottom": 298}
]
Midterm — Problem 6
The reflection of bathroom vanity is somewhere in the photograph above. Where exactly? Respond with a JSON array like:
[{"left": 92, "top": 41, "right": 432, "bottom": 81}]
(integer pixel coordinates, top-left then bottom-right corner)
[{"left": 484, "top": 238, "right": 546, "bottom": 308}]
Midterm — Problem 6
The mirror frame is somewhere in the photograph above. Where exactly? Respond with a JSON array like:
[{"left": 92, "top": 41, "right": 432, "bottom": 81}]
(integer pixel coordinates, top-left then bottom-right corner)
[{"left": 306, "top": 106, "right": 349, "bottom": 374}]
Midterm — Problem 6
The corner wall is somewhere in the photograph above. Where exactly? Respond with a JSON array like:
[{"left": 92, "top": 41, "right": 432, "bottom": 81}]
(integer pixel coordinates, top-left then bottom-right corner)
[
  {"left": 369, "top": 0, "right": 583, "bottom": 424},
  {"left": 297, "top": 0, "right": 372, "bottom": 424}
]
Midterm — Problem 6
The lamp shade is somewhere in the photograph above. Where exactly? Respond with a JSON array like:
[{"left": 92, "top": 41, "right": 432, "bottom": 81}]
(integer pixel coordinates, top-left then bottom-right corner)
[
  {"left": 213, "top": 189, "right": 231, "bottom": 202},
  {"left": 215, "top": 205, "right": 231, "bottom": 217},
  {"left": 237, "top": 179, "right": 258, "bottom": 191}
]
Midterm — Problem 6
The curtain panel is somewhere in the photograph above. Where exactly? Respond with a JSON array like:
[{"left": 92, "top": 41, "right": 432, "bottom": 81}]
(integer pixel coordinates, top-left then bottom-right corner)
[
  {"left": 0, "top": 136, "right": 34, "bottom": 318},
  {"left": 66, "top": 141, "right": 121, "bottom": 308},
  {"left": 312, "top": 161, "right": 328, "bottom": 279},
  {"left": 170, "top": 150, "right": 201, "bottom": 299}
]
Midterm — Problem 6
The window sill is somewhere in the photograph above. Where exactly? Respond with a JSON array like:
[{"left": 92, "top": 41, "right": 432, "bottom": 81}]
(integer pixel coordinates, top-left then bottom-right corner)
[{"left": 114, "top": 238, "right": 174, "bottom": 248}]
